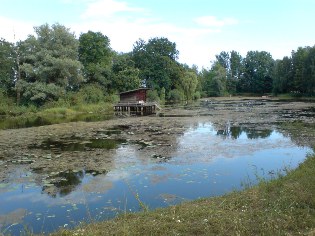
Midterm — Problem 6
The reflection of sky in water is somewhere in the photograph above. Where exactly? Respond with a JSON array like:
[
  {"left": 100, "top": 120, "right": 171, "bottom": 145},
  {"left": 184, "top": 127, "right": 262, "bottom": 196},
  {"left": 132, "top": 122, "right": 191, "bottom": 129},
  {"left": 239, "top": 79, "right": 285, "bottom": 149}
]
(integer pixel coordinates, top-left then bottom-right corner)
[{"left": 0, "top": 123, "right": 313, "bottom": 235}]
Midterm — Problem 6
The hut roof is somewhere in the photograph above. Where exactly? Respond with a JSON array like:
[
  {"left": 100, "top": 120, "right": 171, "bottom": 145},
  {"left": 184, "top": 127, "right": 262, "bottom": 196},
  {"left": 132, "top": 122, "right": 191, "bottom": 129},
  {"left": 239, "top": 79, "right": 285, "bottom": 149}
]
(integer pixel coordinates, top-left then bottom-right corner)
[{"left": 119, "top": 88, "right": 150, "bottom": 95}]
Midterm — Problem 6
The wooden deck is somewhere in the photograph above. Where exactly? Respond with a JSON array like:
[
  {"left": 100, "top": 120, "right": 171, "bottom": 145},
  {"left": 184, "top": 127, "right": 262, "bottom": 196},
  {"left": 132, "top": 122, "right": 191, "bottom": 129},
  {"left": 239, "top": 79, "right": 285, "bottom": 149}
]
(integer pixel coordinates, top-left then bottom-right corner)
[{"left": 114, "top": 102, "right": 161, "bottom": 115}]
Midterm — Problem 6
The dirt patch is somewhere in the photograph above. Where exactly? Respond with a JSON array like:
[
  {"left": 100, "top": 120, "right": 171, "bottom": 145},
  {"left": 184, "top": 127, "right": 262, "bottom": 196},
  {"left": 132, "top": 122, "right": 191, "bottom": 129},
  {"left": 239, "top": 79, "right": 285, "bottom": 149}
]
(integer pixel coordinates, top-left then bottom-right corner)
[{"left": 0, "top": 97, "right": 314, "bottom": 193}]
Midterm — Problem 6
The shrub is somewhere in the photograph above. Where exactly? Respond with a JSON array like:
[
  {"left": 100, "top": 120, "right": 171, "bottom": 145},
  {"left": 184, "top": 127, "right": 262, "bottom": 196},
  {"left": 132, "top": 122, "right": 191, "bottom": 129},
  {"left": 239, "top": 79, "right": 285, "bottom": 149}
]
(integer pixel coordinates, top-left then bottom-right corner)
[
  {"left": 168, "top": 89, "right": 185, "bottom": 102},
  {"left": 147, "top": 90, "right": 160, "bottom": 102},
  {"left": 193, "top": 91, "right": 201, "bottom": 100},
  {"left": 104, "top": 94, "right": 119, "bottom": 103},
  {"left": 77, "top": 84, "right": 105, "bottom": 104},
  {"left": 160, "top": 87, "right": 166, "bottom": 103}
]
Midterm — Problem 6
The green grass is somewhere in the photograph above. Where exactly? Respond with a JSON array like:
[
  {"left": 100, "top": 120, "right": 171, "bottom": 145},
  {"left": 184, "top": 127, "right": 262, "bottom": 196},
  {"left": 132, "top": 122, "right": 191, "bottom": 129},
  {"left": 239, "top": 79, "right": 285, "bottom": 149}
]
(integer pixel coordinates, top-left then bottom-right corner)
[
  {"left": 38, "top": 107, "right": 77, "bottom": 116},
  {"left": 0, "top": 102, "right": 114, "bottom": 130},
  {"left": 49, "top": 153, "right": 315, "bottom": 236},
  {"left": 276, "top": 93, "right": 315, "bottom": 101}
]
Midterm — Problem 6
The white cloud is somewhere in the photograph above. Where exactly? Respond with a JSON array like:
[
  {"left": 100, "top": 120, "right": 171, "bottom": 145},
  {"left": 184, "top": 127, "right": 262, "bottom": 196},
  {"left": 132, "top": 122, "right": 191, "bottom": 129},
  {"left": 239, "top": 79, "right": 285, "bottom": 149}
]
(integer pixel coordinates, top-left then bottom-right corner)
[
  {"left": 0, "top": 16, "right": 34, "bottom": 42},
  {"left": 0, "top": 0, "right": 238, "bottom": 68},
  {"left": 70, "top": 16, "right": 219, "bottom": 68},
  {"left": 194, "top": 16, "right": 238, "bottom": 28},
  {"left": 81, "top": 0, "right": 144, "bottom": 19}
]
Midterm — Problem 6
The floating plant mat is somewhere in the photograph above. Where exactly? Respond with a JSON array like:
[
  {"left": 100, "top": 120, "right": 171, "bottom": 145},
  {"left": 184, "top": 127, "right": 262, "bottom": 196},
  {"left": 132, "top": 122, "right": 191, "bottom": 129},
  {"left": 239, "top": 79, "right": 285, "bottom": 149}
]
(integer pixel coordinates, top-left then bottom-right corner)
[{"left": 29, "top": 137, "right": 127, "bottom": 152}]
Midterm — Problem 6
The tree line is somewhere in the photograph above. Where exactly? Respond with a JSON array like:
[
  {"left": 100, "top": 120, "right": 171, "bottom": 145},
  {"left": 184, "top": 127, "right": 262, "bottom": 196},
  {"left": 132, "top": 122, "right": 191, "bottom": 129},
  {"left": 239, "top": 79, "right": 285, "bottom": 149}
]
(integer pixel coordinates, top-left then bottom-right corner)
[{"left": 0, "top": 23, "right": 314, "bottom": 109}]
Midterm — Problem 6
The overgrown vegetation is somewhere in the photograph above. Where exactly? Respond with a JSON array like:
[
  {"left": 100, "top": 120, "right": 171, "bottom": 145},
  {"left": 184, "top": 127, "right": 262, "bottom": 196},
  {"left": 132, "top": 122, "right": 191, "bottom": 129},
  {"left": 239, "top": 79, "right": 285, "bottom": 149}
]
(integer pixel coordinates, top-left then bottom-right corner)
[{"left": 50, "top": 153, "right": 315, "bottom": 235}]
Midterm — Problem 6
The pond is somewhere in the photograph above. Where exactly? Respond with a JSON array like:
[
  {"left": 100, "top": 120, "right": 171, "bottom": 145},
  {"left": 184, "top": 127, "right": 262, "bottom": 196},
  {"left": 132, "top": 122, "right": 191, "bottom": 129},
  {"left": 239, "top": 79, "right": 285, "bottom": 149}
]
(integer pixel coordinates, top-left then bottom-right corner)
[{"left": 0, "top": 122, "right": 312, "bottom": 235}]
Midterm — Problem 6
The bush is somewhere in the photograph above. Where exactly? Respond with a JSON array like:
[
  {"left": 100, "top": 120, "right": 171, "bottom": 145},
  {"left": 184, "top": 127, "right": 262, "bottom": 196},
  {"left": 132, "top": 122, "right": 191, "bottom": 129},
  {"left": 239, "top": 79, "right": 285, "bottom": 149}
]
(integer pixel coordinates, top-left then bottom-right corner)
[
  {"left": 200, "top": 91, "right": 208, "bottom": 98},
  {"left": 40, "top": 107, "right": 75, "bottom": 116},
  {"left": 160, "top": 87, "right": 166, "bottom": 103},
  {"left": 104, "top": 94, "right": 119, "bottom": 103},
  {"left": 43, "top": 98, "right": 71, "bottom": 109},
  {"left": 168, "top": 89, "right": 185, "bottom": 102},
  {"left": 193, "top": 91, "right": 201, "bottom": 100},
  {"left": 76, "top": 84, "right": 105, "bottom": 104},
  {"left": 147, "top": 90, "right": 160, "bottom": 102},
  {"left": 73, "top": 102, "right": 113, "bottom": 114}
]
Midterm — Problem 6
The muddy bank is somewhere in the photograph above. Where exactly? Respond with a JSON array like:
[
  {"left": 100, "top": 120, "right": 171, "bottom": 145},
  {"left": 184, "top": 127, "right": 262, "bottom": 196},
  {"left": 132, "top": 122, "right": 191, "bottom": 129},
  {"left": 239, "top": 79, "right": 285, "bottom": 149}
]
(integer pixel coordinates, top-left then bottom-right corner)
[{"left": 0, "top": 97, "right": 314, "bottom": 195}]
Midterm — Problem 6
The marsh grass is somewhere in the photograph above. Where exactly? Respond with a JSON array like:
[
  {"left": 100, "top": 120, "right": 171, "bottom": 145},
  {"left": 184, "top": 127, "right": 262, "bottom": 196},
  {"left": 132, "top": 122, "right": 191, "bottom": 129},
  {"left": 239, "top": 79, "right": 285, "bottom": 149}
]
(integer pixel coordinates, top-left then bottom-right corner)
[
  {"left": 48, "top": 153, "right": 315, "bottom": 236},
  {"left": 0, "top": 102, "right": 114, "bottom": 130}
]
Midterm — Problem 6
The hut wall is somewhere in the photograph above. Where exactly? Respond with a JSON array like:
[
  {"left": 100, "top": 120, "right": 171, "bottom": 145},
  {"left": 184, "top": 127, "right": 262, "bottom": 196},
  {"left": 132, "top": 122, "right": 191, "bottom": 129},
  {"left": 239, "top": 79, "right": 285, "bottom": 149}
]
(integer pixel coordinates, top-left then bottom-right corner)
[{"left": 120, "top": 89, "right": 148, "bottom": 103}]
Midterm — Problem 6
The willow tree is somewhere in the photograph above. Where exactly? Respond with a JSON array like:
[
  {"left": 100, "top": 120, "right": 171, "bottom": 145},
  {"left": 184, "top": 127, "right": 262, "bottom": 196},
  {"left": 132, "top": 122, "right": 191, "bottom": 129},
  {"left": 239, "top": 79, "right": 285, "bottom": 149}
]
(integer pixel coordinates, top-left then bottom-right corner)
[{"left": 18, "top": 23, "right": 83, "bottom": 105}]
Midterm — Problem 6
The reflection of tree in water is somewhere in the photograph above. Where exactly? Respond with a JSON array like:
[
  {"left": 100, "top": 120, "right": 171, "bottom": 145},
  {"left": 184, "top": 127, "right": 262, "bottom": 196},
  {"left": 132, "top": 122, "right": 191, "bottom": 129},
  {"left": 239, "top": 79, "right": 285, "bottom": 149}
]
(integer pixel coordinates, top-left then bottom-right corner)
[
  {"left": 217, "top": 126, "right": 243, "bottom": 139},
  {"left": 42, "top": 169, "right": 108, "bottom": 197},
  {"left": 55, "top": 171, "right": 84, "bottom": 197},
  {"left": 43, "top": 170, "right": 84, "bottom": 197},
  {"left": 243, "top": 128, "right": 272, "bottom": 139},
  {"left": 216, "top": 123, "right": 272, "bottom": 140}
]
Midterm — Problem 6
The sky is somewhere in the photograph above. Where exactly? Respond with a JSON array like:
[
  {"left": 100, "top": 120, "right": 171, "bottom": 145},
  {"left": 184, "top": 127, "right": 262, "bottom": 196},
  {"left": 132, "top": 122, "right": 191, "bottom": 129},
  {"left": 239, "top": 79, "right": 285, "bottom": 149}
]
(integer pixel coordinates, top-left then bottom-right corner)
[{"left": 0, "top": 0, "right": 314, "bottom": 69}]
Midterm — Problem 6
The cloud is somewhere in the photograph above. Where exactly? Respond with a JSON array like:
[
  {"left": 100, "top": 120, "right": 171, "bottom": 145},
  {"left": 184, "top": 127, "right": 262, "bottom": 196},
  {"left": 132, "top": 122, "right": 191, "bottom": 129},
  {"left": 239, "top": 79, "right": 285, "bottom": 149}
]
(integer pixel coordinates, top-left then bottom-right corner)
[
  {"left": 0, "top": 16, "right": 34, "bottom": 42},
  {"left": 81, "top": 0, "right": 144, "bottom": 19},
  {"left": 0, "top": 0, "right": 234, "bottom": 68},
  {"left": 70, "top": 16, "right": 218, "bottom": 68},
  {"left": 194, "top": 16, "right": 238, "bottom": 28}
]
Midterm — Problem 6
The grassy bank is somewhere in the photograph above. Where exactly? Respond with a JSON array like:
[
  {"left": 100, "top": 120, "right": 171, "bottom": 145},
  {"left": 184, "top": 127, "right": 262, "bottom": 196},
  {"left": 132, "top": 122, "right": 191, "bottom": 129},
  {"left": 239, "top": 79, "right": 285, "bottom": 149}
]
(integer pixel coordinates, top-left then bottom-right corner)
[
  {"left": 0, "top": 102, "right": 114, "bottom": 130},
  {"left": 275, "top": 93, "right": 315, "bottom": 101},
  {"left": 50, "top": 153, "right": 315, "bottom": 236}
]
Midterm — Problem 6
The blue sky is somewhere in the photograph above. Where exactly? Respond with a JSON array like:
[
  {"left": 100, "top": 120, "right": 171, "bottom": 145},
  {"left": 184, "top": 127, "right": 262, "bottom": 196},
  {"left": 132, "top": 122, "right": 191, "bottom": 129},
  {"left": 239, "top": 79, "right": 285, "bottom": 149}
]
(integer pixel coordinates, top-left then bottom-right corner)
[{"left": 1, "top": 0, "right": 314, "bottom": 69}]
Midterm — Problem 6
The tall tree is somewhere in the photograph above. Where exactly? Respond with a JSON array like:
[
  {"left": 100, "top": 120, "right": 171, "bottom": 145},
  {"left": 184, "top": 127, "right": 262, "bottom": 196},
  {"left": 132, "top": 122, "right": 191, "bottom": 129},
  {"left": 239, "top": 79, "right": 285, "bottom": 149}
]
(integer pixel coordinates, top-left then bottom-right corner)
[
  {"left": 291, "top": 47, "right": 308, "bottom": 94},
  {"left": 273, "top": 56, "right": 293, "bottom": 94},
  {"left": 304, "top": 46, "right": 315, "bottom": 95},
  {"left": 201, "top": 62, "right": 227, "bottom": 97},
  {"left": 216, "top": 51, "right": 231, "bottom": 78},
  {"left": 111, "top": 53, "right": 141, "bottom": 92},
  {"left": 132, "top": 37, "right": 182, "bottom": 93},
  {"left": 78, "top": 31, "right": 113, "bottom": 90},
  {"left": 290, "top": 46, "right": 315, "bottom": 95},
  {"left": 18, "top": 23, "right": 83, "bottom": 105},
  {"left": 242, "top": 51, "right": 274, "bottom": 94},
  {"left": 177, "top": 71, "right": 199, "bottom": 100},
  {"left": 215, "top": 51, "right": 243, "bottom": 94},
  {"left": 0, "top": 39, "right": 15, "bottom": 94},
  {"left": 230, "top": 50, "right": 243, "bottom": 80}
]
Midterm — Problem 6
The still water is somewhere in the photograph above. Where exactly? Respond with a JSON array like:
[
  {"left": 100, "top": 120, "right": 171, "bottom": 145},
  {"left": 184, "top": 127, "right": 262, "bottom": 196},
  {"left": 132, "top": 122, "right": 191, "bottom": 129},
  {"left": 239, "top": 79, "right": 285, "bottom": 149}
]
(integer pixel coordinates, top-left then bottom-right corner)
[{"left": 0, "top": 123, "right": 312, "bottom": 235}]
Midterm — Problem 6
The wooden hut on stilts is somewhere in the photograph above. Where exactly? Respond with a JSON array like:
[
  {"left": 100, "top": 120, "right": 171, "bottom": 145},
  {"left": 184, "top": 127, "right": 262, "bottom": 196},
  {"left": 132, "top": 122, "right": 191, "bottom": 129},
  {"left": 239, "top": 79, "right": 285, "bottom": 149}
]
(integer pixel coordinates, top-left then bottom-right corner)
[{"left": 114, "top": 88, "right": 161, "bottom": 115}]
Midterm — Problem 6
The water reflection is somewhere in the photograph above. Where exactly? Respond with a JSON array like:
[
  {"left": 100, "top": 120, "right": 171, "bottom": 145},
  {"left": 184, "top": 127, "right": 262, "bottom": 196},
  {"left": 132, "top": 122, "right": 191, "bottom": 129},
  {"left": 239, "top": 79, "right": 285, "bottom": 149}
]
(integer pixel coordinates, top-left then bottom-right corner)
[
  {"left": 0, "top": 122, "right": 313, "bottom": 235},
  {"left": 216, "top": 123, "right": 273, "bottom": 139},
  {"left": 29, "top": 137, "right": 127, "bottom": 152},
  {"left": 42, "top": 170, "right": 84, "bottom": 198}
]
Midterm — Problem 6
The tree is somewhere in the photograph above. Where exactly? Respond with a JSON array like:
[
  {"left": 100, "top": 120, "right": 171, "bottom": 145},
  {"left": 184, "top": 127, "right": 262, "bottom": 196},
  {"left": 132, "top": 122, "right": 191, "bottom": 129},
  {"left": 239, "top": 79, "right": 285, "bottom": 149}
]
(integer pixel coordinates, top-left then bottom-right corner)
[
  {"left": 0, "top": 39, "right": 15, "bottom": 94},
  {"left": 289, "top": 46, "right": 315, "bottom": 95},
  {"left": 201, "top": 62, "right": 227, "bottom": 97},
  {"left": 304, "top": 46, "right": 315, "bottom": 95},
  {"left": 78, "top": 31, "right": 113, "bottom": 89},
  {"left": 216, "top": 51, "right": 231, "bottom": 78},
  {"left": 273, "top": 57, "right": 293, "bottom": 94},
  {"left": 230, "top": 50, "right": 243, "bottom": 80},
  {"left": 215, "top": 51, "right": 243, "bottom": 94},
  {"left": 111, "top": 53, "right": 141, "bottom": 92},
  {"left": 18, "top": 23, "right": 83, "bottom": 105},
  {"left": 242, "top": 51, "right": 274, "bottom": 94},
  {"left": 132, "top": 37, "right": 182, "bottom": 93},
  {"left": 177, "top": 71, "right": 199, "bottom": 100},
  {"left": 291, "top": 47, "right": 308, "bottom": 94}
]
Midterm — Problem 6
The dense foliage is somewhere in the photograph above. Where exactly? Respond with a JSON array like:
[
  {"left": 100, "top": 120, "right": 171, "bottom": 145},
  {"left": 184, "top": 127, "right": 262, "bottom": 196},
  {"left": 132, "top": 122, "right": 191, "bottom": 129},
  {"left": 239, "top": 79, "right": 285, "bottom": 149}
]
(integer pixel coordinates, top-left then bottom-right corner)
[{"left": 0, "top": 23, "right": 314, "bottom": 109}]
